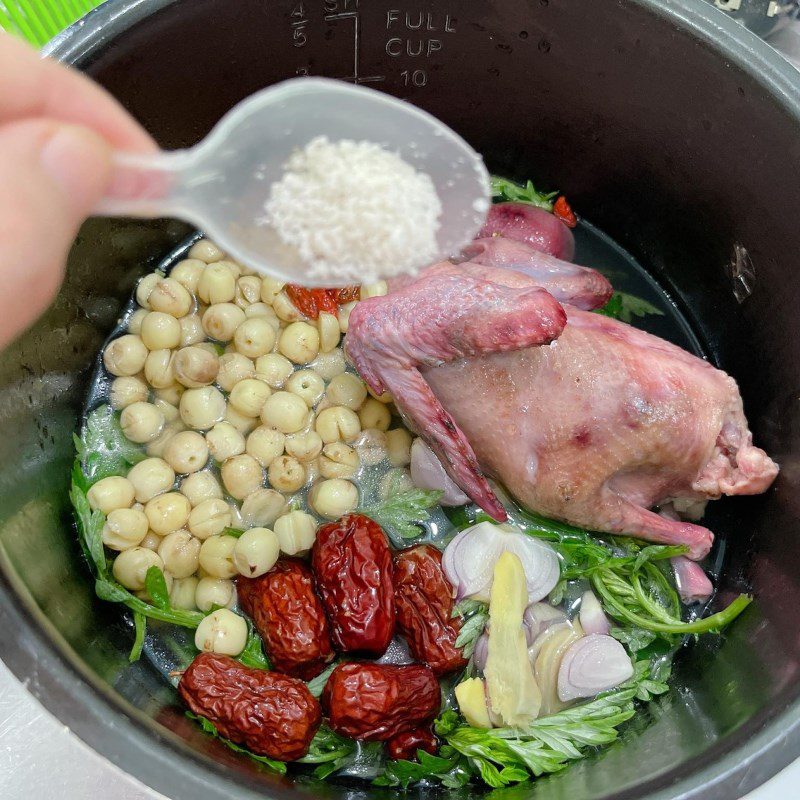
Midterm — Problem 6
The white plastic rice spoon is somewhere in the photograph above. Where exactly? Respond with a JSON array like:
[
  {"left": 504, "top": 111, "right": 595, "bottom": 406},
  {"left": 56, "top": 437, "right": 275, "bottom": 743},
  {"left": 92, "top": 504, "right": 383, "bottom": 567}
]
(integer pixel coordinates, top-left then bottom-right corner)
[{"left": 96, "top": 77, "right": 490, "bottom": 284}]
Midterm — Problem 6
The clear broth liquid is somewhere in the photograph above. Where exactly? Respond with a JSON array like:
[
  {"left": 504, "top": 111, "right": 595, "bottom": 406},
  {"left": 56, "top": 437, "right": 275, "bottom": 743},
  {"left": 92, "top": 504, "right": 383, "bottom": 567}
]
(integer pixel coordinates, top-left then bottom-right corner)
[{"left": 80, "top": 220, "right": 718, "bottom": 771}]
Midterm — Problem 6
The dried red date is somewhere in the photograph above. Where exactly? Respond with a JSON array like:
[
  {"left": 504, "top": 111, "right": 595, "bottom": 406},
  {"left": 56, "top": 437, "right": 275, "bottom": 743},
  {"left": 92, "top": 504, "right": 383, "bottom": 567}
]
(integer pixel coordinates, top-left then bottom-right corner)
[
  {"left": 394, "top": 544, "right": 468, "bottom": 676},
  {"left": 322, "top": 662, "right": 440, "bottom": 741},
  {"left": 311, "top": 514, "right": 395, "bottom": 655},
  {"left": 179, "top": 653, "right": 322, "bottom": 760},
  {"left": 387, "top": 727, "right": 438, "bottom": 761},
  {"left": 238, "top": 559, "right": 334, "bottom": 679}
]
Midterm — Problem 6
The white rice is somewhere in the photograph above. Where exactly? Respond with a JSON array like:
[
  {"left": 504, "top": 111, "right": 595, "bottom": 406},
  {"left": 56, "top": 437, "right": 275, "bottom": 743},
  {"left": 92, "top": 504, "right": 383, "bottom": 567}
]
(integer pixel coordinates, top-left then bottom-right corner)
[{"left": 264, "top": 136, "right": 442, "bottom": 284}]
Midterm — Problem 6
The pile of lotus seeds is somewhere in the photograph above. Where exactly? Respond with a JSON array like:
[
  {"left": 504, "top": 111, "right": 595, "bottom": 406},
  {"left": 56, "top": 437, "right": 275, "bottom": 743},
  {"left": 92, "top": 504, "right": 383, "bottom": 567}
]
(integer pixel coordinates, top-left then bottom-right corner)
[{"left": 84, "top": 238, "right": 416, "bottom": 654}]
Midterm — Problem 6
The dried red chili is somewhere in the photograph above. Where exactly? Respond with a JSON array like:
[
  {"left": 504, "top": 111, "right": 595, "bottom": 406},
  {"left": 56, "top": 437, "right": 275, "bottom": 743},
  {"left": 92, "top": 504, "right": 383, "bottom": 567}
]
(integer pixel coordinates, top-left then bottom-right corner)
[
  {"left": 285, "top": 284, "right": 361, "bottom": 319},
  {"left": 312, "top": 288, "right": 340, "bottom": 316},
  {"left": 179, "top": 652, "right": 322, "bottom": 760},
  {"left": 336, "top": 286, "right": 361, "bottom": 305},
  {"left": 311, "top": 514, "right": 395, "bottom": 655},
  {"left": 237, "top": 559, "right": 334, "bottom": 680},
  {"left": 284, "top": 285, "right": 321, "bottom": 319},
  {"left": 553, "top": 196, "right": 578, "bottom": 228},
  {"left": 394, "top": 544, "right": 468, "bottom": 676},
  {"left": 322, "top": 662, "right": 440, "bottom": 741}
]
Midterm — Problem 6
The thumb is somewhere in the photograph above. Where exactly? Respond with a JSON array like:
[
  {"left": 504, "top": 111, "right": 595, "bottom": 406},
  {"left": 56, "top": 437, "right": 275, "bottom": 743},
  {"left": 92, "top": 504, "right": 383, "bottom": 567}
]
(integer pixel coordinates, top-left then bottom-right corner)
[{"left": 0, "top": 120, "right": 113, "bottom": 348}]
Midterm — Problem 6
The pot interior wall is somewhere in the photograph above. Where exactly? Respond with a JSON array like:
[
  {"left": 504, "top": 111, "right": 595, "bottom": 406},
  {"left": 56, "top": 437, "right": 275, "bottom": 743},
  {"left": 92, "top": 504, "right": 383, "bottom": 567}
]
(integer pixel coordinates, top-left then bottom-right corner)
[{"left": 1, "top": 1, "right": 800, "bottom": 798}]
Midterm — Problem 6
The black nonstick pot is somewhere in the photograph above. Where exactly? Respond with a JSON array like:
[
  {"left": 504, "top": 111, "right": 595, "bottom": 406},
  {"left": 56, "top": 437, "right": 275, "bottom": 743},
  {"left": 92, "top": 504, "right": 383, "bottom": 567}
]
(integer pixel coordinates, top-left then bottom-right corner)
[{"left": 1, "top": 0, "right": 799, "bottom": 798}]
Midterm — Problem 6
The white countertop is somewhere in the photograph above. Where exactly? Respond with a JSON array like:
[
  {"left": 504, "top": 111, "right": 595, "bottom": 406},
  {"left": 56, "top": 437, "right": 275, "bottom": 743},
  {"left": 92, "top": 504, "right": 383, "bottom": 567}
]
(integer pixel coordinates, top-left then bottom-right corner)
[
  {"left": 0, "top": 659, "right": 163, "bottom": 799},
  {"left": 3, "top": 11, "right": 800, "bottom": 800}
]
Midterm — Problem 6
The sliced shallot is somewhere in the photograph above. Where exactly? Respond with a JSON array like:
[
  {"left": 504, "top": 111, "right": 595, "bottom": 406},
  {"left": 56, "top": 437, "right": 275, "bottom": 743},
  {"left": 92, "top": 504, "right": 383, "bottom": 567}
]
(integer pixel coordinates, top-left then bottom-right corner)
[
  {"left": 442, "top": 529, "right": 468, "bottom": 597},
  {"left": 672, "top": 556, "right": 713, "bottom": 604},
  {"left": 442, "top": 521, "right": 560, "bottom": 602},
  {"left": 578, "top": 590, "right": 611, "bottom": 635},
  {"left": 442, "top": 522, "right": 505, "bottom": 601},
  {"left": 527, "top": 620, "right": 574, "bottom": 665},
  {"left": 557, "top": 634, "right": 634, "bottom": 702},
  {"left": 473, "top": 632, "right": 489, "bottom": 672},
  {"left": 534, "top": 621, "right": 583, "bottom": 716},
  {"left": 524, "top": 602, "right": 567, "bottom": 644},
  {"left": 410, "top": 438, "right": 470, "bottom": 506}
]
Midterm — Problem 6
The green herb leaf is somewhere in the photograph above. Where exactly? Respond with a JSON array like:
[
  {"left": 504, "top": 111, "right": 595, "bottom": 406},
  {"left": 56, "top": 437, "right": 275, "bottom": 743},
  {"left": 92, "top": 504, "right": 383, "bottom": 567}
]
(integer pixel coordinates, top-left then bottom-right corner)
[
  {"left": 451, "top": 599, "right": 489, "bottom": 659},
  {"left": 72, "top": 469, "right": 205, "bottom": 630},
  {"left": 442, "top": 687, "right": 638, "bottom": 785},
  {"left": 454, "top": 606, "right": 489, "bottom": 659},
  {"left": 635, "top": 679, "right": 670, "bottom": 702},
  {"left": 514, "top": 507, "right": 748, "bottom": 640},
  {"left": 633, "top": 544, "right": 685, "bottom": 571},
  {"left": 313, "top": 763, "right": 341, "bottom": 780},
  {"left": 596, "top": 292, "right": 665, "bottom": 324},
  {"left": 299, "top": 726, "right": 365, "bottom": 779},
  {"left": 78, "top": 405, "right": 146, "bottom": 484},
  {"left": 70, "top": 475, "right": 109, "bottom": 574},
  {"left": 374, "top": 749, "right": 467, "bottom": 788},
  {"left": 318, "top": 740, "right": 383, "bottom": 780},
  {"left": 444, "top": 507, "right": 748, "bottom": 664},
  {"left": 129, "top": 611, "right": 147, "bottom": 662},
  {"left": 595, "top": 292, "right": 623, "bottom": 319},
  {"left": 452, "top": 598, "right": 487, "bottom": 619},
  {"left": 222, "top": 527, "right": 245, "bottom": 538},
  {"left": 95, "top": 578, "right": 128, "bottom": 603},
  {"left": 297, "top": 726, "right": 356, "bottom": 768},
  {"left": 374, "top": 661, "right": 674, "bottom": 788},
  {"left": 144, "top": 566, "right": 170, "bottom": 610},
  {"left": 186, "top": 713, "right": 287, "bottom": 774},
  {"left": 490, "top": 175, "right": 558, "bottom": 211},
  {"left": 610, "top": 626, "right": 657, "bottom": 652},
  {"left": 439, "top": 765, "right": 475, "bottom": 789},
  {"left": 442, "top": 504, "right": 475, "bottom": 530},
  {"left": 650, "top": 657, "right": 672, "bottom": 683},
  {"left": 306, "top": 661, "right": 337, "bottom": 698},
  {"left": 238, "top": 627, "right": 271, "bottom": 670},
  {"left": 434, "top": 710, "right": 462, "bottom": 737},
  {"left": 71, "top": 453, "right": 90, "bottom": 496},
  {"left": 593, "top": 572, "right": 752, "bottom": 636},
  {"left": 549, "top": 580, "right": 566, "bottom": 605},
  {"left": 193, "top": 715, "right": 218, "bottom": 735},
  {"left": 625, "top": 659, "right": 672, "bottom": 701},
  {"left": 359, "top": 488, "right": 443, "bottom": 543},
  {"left": 120, "top": 588, "right": 205, "bottom": 628}
]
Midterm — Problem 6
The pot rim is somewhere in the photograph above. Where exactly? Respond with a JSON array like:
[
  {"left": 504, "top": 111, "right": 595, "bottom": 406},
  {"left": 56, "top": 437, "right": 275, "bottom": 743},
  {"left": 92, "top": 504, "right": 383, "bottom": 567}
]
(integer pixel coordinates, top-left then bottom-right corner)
[{"left": 1, "top": 0, "right": 797, "bottom": 798}]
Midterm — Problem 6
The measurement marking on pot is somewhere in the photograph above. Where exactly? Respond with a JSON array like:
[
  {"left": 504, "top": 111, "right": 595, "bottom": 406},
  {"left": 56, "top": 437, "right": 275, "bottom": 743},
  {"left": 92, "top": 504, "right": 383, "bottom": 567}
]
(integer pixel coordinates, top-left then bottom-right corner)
[
  {"left": 325, "top": 1, "right": 385, "bottom": 85},
  {"left": 286, "top": 3, "right": 462, "bottom": 87},
  {"left": 401, "top": 69, "right": 427, "bottom": 87},
  {"left": 385, "top": 9, "right": 458, "bottom": 85},
  {"left": 290, "top": 2, "right": 308, "bottom": 47}
]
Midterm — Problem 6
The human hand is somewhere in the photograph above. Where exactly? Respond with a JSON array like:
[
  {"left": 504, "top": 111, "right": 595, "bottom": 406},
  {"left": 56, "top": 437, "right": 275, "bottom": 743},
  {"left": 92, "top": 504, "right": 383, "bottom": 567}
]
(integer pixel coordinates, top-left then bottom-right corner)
[{"left": 0, "top": 35, "right": 156, "bottom": 347}]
